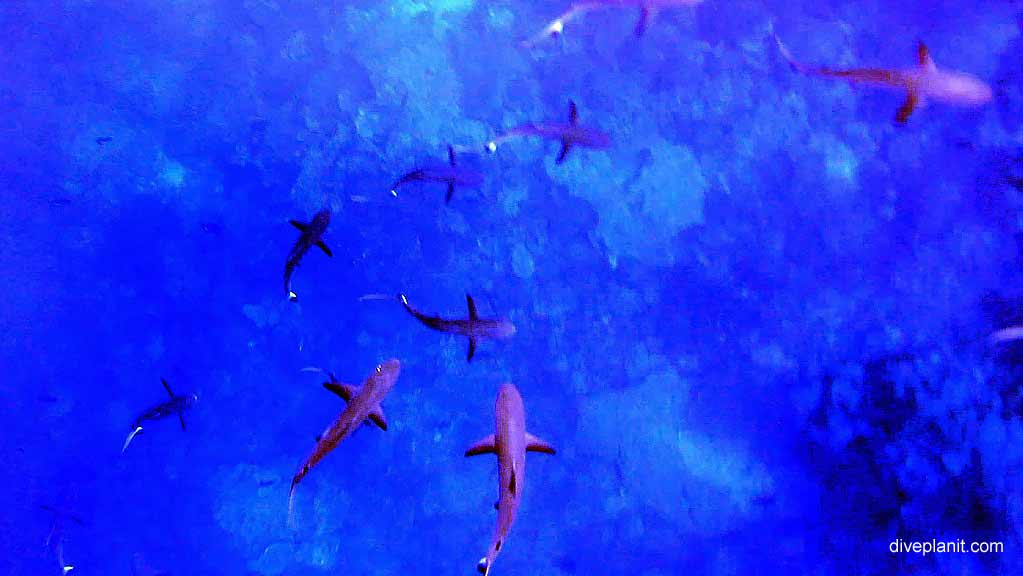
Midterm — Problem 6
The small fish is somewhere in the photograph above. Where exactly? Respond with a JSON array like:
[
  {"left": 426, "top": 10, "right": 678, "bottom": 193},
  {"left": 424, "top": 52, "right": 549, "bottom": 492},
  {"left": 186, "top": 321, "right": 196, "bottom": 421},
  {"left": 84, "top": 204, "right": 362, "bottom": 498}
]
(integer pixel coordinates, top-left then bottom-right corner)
[
  {"left": 95, "top": 136, "right": 113, "bottom": 145},
  {"left": 396, "top": 293, "right": 516, "bottom": 362},
  {"left": 990, "top": 326, "right": 1023, "bottom": 345},
  {"left": 485, "top": 101, "right": 611, "bottom": 164},
  {"left": 775, "top": 36, "right": 992, "bottom": 125},
  {"left": 121, "top": 379, "right": 198, "bottom": 453},
  {"left": 524, "top": 0, "right": 704, "bottom": 46},
  {"left": 288, "top": 359, "right": 401, "bottom": 527},
  {"left": 41, "top": 505, "right": 84, "bottom": 575},
  {"left": 465, "top": 383, "right": 556, "bottom": 575},
  {"left": 284, "top": 209, "right": 333, "bottom": 302},
  {"left": 390, "top": 145, "right": 485, "bottom": 203}
]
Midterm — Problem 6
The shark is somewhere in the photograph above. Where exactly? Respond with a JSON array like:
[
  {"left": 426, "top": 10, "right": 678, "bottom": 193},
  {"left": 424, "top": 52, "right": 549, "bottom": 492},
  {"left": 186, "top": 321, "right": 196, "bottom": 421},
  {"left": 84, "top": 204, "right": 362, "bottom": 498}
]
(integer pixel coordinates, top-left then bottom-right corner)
[
  {"left": 524, "top": 0, "right": 704, "bottom": 46},
  {"left": 391, "top": 145, "right": 485, "bottom": 203},
  {"left": 465, "top": 383, "right": 556, "bottom": 575},
  {"left": 121, "top": 379, "right": 198, "bottom": 453},
  {"left": 288, "top": 359, "right": 401, "bottom": 527},
  {"left": 485, "top": 100, "right": 611, "bottom": 164},
  {"left": 775, "top": 36, "right": 992, "bottom": 124},
  {"left": 398, "top": 293, "right": 516, "bottom": 362},
  {"left": 284, "top": 209, "right": 333, "bottom": 302}
]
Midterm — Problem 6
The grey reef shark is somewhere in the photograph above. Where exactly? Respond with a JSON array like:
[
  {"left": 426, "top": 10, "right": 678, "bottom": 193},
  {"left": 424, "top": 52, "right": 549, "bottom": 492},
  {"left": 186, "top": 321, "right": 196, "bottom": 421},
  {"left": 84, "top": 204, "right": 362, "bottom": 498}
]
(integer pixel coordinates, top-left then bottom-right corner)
[
  {"left": 361, "top": 293, "right": 516, "bottom": 362},
  {"left": 485, "top": 100, "right": 611, "bottom": 164},
  {"left": 41, "top": 505, "right": 84, "bottom": 575},
  {"left": 523, "top": 0, "right": 705, "bottom": 46},
  {"left": 465, "top": 383, "right": 556, "bottom": 575},
  {"left": 284, "top": 208, "right": 333, "bottom": 302},
  {"left": 390, "top": 145, "right": 485, "bottom": 203},
  {"left": 121, "top": 378, "right": 198, "bottom": 453},
  {"left": 288, "top": 359, "right": 401, "bottom": 527},
  {"left": 775, "top": 36, "right": 992, "bottom": 125}
]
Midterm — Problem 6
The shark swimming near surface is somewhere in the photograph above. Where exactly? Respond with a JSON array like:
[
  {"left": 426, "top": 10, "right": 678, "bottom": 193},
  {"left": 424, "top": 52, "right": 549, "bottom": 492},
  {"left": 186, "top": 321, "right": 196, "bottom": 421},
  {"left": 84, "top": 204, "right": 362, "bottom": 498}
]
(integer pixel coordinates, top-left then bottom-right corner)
[
  {"left": 382, "top": 293, "right": 515, "bottom": 362},
  {"left": 391, "top": 145, "right": 485, "bottom": 203},
  {"left": 524, "top": 0, "right": 704, "bottom": 46},
  {"left": 121, "top": 379, "right": 198, "bottom": 453},
  {"left": 775, "top": 36, "right": 992, "bottom": 124},
  {"left": 465, "top": 383, "right": 556, "bottom": 575},
  {"left": 485, "top": 101, "right": 611, "bottom": 164},
  {"left": 288, "top": 359, "right": 401, "bottom": 528},
  {"left": 284, "top": 209, "right": 333, "bottom": 302}
]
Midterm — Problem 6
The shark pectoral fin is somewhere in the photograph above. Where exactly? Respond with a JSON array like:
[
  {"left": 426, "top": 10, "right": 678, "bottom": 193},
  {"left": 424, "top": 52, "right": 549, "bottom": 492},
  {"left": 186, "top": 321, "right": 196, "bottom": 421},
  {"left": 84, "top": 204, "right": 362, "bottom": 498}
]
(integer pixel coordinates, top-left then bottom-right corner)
[
  {"left": 556, "top": 140, "right": 572, "bottom": 164},
  {"left": 634, "top": 5, "right": 653, "bottom": 36},
  {"left": 178, "top": 414, "right": 187, "bottom": 432},
  {"left": 323, "top": 382, "right": 358, "bottom": 403},
  {"left": 289, "top": 220, "right": 307, "bottom": 232},
  {"left": 895, "top": 90, "right": 920, "bottom": 125},
  {"left": 526, "top": 432, "right": 557, "bottom": 455},
  {"left": 917, "top": 41, "right": 936, "bottom": 70},
  {"left": 467, "top": 338, "right": 478, "bottom": 362},
  {"left": 466, "top": 294, "right": 479, "bottom": 320},
  {"left": 465, "top": 434, "right": 497, "bottom": 457},
  {"left": 315, "top": 240, "right": 333, "bottom": 257},
  {"left": 446, "top": 183, "right": 455, "bottom": 203},
  {"left": 161, "top": 378, "right": 175, "bottom": 398},
  {"left": 368, "top": 406, "right": 388, "bottom": 431}
]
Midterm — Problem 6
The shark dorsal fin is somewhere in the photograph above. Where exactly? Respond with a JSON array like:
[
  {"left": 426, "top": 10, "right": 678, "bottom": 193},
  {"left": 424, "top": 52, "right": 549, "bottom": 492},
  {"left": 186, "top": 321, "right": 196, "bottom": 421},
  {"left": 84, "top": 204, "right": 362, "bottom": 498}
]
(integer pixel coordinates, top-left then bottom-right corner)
[
  {"left": 289, "top": 219, "right": 307, "bottom": 233},
  {"left": 161, "top": 378, "right": 175, "bottom": 399},
  {"left": 917, "top": 42, "right": 936, "bottom": 71},
  {"left": 448, "top": 145, "right": 457, "bottom": 166},
  {"left": 568, "top": 100, "right": 578, "bottom": 125},
  {"left": 467, "top": 294, "right": 479, "bottom": 320},
  {"left": 509, "top": 464, "right": 517, "bottom": 496}
]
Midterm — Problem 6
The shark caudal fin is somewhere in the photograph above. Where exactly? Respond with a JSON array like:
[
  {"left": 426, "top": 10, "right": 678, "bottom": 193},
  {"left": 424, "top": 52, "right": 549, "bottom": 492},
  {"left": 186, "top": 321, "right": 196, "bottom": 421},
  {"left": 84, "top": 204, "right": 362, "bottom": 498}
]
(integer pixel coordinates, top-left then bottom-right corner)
[
  {"left": 121, "top": 426, "right": 143, "bottom": 453},
  {"left": 773, "top": 34, "right": 807, "bottom": 74},
  {"left": 287, "top": 483, "right": 299, "bottom": 529}
]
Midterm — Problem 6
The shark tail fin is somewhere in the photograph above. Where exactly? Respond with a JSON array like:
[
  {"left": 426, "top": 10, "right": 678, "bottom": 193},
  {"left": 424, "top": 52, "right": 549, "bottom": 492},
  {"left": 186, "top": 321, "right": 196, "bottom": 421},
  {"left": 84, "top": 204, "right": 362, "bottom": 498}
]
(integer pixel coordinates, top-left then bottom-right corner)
[
  {"left": 287, "top": 483, "right": 299, "bottom": 530},
  {"left": 773, "top": 34, "right": 806, "bottom": 74},
  {"left": 121, "top": 426, "right": 143, "bottom": 453}
]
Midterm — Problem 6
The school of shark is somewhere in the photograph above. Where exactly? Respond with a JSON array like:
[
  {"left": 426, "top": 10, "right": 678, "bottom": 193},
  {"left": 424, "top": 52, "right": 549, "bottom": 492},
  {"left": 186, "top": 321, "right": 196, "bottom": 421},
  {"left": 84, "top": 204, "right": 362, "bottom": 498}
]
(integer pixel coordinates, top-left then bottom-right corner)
[{"left": 43, "top": 1, "right": 1006, "bottom": 574}]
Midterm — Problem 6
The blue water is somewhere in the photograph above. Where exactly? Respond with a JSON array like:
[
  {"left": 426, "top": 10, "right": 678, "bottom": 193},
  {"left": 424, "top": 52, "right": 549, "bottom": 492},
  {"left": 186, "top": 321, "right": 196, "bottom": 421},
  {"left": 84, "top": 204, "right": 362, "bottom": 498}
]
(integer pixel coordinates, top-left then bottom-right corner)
[{"left": 4, "top": 1, "right": 1023, "bottom": 574}]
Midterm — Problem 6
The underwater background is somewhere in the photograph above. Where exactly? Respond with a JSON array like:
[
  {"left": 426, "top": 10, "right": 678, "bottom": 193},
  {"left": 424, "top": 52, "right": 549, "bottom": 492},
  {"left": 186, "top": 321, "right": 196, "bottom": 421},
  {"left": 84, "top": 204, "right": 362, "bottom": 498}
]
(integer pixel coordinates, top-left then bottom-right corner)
[{"left": 4, "top": 0, "right": 1023, "bottom": 574}]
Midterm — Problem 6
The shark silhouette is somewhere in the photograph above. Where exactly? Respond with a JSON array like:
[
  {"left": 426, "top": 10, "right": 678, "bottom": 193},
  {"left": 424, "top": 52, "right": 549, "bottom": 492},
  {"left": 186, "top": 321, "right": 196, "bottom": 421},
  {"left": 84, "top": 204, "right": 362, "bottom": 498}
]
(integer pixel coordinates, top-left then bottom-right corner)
[
  {"left": 121, "top": 379, "right": 197, "bottom": 453},
  {"left": 391, "top": 145, "right": 485, "bottom": 203},
  {"left": 775, "top": 36, "right": 992, "bottom": 124},
  {"left": 284, "top": 209, "right": 333, "bottom": 302},
  {"left": 465, "top": 383, "right": 555, "bottom": 575},
  {"left": 485, "top": 101, "right": 611, "bottom": 164},
  {"left": 524, "top": 0, "right": 704, "bottom": 46},
  {"left": 398, "top": 294, "right": 516, "bottom": 362},
  {"left": 288, "top": 360, "right": 401, "bottom": 527}
]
